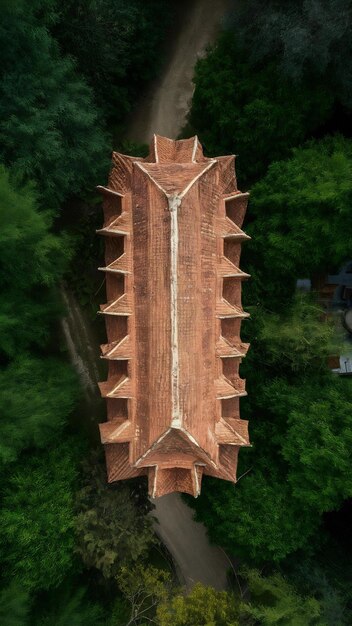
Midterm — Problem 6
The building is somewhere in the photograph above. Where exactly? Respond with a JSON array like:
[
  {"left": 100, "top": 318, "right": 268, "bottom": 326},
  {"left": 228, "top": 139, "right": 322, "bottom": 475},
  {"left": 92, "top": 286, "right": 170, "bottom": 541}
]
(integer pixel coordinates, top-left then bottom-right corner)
[{"left": 97, "top": 135, "right": 250, "bottom": 498}]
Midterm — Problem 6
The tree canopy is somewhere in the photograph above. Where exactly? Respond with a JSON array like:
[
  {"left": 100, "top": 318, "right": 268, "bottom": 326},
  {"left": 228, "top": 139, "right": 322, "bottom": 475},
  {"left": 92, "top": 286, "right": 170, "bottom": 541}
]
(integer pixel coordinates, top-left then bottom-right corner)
[
  {"left": 245, "top": 135, "right": 352, "bottom": 308},
  {"left": 228, "top": 0, "right": 352, "bottom": 108},
  {"left": 51, "top": 0, "right": 173, "bottom": 126},
  {"left": 0, "top": 440, "right": 80, "bottom": 591},
  {"left": 0, "top": 167, "right": 78, "bottom": 463},
  {"left": 193, "top": 296, "right": 352, "bottom": 563},
  {"left": 157, "top": 583, "right": 240, "bottom": 626},
  {"left": 0, "top": 584, "right": 30, "bottom": 626},
  {"left": 188, "top": 31, "right": 332, "bottom": 185},
  {"left": 0, "top": 2, "right": 108, "bottom": 209},
  {"left": 74, "top": 455, "right": 155, "bottom": 578},
  {"left": 0, "top": 356, "right": 77, "bottom": 465},
  {"left": 241, "top": 569, "right": 326, "bottom": 626}
]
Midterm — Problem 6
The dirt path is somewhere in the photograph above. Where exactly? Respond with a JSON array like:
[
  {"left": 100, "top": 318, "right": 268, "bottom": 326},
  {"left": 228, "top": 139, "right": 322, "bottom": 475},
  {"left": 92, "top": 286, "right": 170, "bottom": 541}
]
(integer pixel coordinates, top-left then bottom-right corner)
[
  {"left": 152, "top": 494, "right": 230, "bottom": 590},
  {"left": 60, "top": 285, "right": 101, "bottom": 400},
  {"left": 128, "top": 0, "right": 230, "bottom": 143}
]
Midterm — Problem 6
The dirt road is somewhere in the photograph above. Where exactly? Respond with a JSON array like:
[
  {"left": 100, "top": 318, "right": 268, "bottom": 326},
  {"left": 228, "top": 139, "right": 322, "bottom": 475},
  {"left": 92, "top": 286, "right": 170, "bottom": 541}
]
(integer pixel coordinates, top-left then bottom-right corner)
[
  {"left": 128, "top": 0, "right": 230, "bottom": 143},
  {"left": 152, "top": 494, "right": 230, "bottom": 590}
]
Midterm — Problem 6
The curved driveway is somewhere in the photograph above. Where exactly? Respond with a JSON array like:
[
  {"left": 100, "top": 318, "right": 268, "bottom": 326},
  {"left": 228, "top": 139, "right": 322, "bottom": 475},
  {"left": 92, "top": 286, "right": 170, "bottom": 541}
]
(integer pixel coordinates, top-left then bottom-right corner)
[{"left": 151, "top": 494, "right": 230, "bottom": 590}]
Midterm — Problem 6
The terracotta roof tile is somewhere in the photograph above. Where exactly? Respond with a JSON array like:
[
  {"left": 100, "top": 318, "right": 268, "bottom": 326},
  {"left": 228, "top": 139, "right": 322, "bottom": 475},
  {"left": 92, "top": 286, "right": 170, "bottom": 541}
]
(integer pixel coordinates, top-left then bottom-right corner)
[
  {"left": 216, "top": 298, "right": 250, "bottom": 319},
  {"left": 98, "top": 252, "right": 131, "bottom": 275},
  {"left": 99, "top": 419, "right": 134, "bottom": 444},
  {"left": 100, "top": 335, "right": 132, "bottom": 360},
  {"left": 99, "top": 293, "right": 132, "bottom": 316},
  {"left": 216, "top": 336, "right": 250, "bottom": 359},
  {"left": 218, "top": 256, "right": 250, "bottom": 279},
  {"left": 99, "top": 375, "right": 133, "bottom": 399},
  {"left": 215, "top": 418, "right": 249, "bottom": 445},
  {"left": 97, "top": 136, "right": 251, "bottom": 497},
  {"left": 96, "top": 211, "right": 131, "bottom": 236},
  {"left": 215, "top": 375, "right": 246, "bottom": 399},
  {"left": 135, "top": 161, "right": 215, "bottom": 197},
  {"left": 217, "top": 215, "right": 251, "bottom": 240},
  {"left": 105, "top": 443, "right": 143, "bottom": 482}
]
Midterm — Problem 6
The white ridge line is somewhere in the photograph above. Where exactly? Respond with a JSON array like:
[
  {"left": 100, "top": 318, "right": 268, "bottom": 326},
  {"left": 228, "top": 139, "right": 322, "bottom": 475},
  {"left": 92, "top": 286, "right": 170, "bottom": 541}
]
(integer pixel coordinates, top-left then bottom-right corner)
[
  {"left": 169, "top": 195, "right": 182, "bottom": 427},
  {"left": 191, "top": 136, "right": 198, "bottom": 162},
  {"left": 153, "top": 134, "right": 159, "bottom": 163}
]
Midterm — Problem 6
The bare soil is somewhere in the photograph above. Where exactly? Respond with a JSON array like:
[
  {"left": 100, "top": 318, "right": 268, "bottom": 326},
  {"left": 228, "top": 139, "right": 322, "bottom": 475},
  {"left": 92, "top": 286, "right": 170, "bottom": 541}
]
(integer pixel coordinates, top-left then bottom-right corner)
[
  {"left": 151, "top": 493, "right": 230, "bottom": 590},
  {"left": 127, "top": 0, "right": 230, "bottom": 143}
]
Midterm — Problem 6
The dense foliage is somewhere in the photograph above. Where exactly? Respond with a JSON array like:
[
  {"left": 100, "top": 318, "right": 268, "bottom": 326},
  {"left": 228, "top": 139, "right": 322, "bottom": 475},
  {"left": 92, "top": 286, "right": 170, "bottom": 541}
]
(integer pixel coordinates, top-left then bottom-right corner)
[
  {"left": 34, "top": 588, "right": 105, "bottom": 626},
  {"left": 189, "top": 31, "right": 332, "bottom": 185},
  {"left": 75, "top": 455, "right": 155, "bottom": 578},
  {"left": 0, "top": 167, "right": 78, "bottom": 465},
  {"left": 0, "top": 356, "right": 78, "bottom": 464},
  {"left": 0, "top": 3, "right": 108, "bottom": 209},
  {"left": 193, "top": 299, "right": 352, "bottom": 563},
  {"left": 240, "top": 569, "right": 327, "bottom": 625},
  {"left": 245, "top": 136, "right": 352, "bottom": 307},
  {"left": 1, "top": 566, "right": 332, "bottom": 626},
  {"left": 0, "top": 584, "right": 30, "bottom": 626},
  {"left": 229, "top": 0, "right": 352, "bottom": 107},
  {"left": 157, "top": 582, "right": 240, "bottom": 626},
  {"left": 51, "top": 0, "right": 173, "bottom": 126},
  {"left": 0, "top": 441, "right": 79, "bottom": 591},
  {"left": 0, "top": 167, "right": 70, "bottom": 352},
  {"left": 116, "top": 565, "right": 333, "bottom": 626},
  {"left": 187, "top": 2, "right": 352, "bottom": 619}
]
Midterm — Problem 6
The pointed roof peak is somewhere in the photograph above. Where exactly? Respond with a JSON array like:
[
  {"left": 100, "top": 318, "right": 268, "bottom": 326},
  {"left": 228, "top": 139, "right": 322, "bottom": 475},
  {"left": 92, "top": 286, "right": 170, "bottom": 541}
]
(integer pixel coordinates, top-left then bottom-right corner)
[
  {"left": 135, "top": 160, "right": 215, "bottom": 199},
  {"left": 135, "top": 426, "right": 216, "bottom": 469},
  {"left": 151, "top": 135, "right": 205, "bottom": 164}
]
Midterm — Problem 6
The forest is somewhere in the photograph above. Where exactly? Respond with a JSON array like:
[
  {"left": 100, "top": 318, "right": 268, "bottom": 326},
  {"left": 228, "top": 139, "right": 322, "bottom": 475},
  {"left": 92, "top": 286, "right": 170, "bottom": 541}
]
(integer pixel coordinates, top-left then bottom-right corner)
[{"left": 1, "top": 0, "right": 352, "bottom": 624}]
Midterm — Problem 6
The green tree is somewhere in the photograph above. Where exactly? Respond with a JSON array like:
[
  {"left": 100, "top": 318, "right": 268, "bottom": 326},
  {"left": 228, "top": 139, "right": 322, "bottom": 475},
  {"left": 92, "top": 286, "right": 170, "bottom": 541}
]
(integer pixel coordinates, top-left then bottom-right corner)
[
  {"left": 241, "top": 569, "right": 326, "bottom": 625},
  {"left": 287, "top": 563, "right": 348, "bottom": 626},
  {"left": 0, "top": 166, "right": 71, "bottom": 355},
  {"left": 0, "top": 167, "right": 69, "bottom": 292},
  {"left": 0, "top": 440, "right": 80, "bottom": 591},
  {"left": 246, "top": 135, "right": 352, "bottom": 308},
  {"left": 256, "top": 296, "right": 338, "bottom": 373},
  {"left": 188, "top": 31, "right": 332, "bottom": 185},
  {"left": 75, "top": 454, "right": 155, "bottom": 578},
  {"left": 0, "top": 356, "right": 77, "bottom": 464},
  {"left": 0, "top": 2, "right": 108, "bottom": 209},
  {"left": 157, "top": 583, "right": 240, "bottom": 626},
  {"left": 51, "top": 0, "right": 173, "bottom": 126},
  {"left": 117, "top": 569, "right": 335, "bottom": 626},
  {"left": 194, "top": 472, "right": 321, "bottom": 564},
  {"left": 36, "top": 588, "right": 104, "bottom": 626},
  {"left": 228, "top": 0, "right": 352, "bottom": 107},
  {"left": 117, "top": 565, "right": 170, "bottom": 626},
  {"left": 281, "top": 378, "right": 352, "bottom": 512}
]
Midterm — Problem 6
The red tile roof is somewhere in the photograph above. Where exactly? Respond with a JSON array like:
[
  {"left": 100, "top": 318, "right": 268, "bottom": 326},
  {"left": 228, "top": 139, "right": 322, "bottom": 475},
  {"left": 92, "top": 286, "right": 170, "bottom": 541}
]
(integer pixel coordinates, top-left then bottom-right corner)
[{"left": 97, "top": 135, "right": 251, "bottom": 497}]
